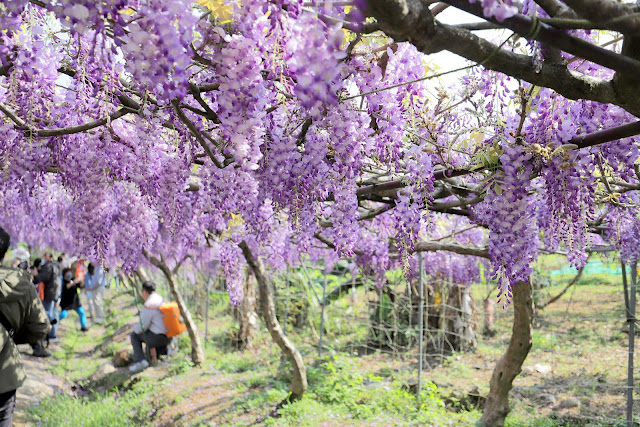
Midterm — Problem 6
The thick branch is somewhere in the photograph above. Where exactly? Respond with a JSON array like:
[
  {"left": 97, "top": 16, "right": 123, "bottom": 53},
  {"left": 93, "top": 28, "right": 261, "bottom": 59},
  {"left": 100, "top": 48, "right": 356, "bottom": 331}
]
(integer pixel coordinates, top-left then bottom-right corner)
[
  {"left": 444, "top": 0, "right": 640, "bottom": 76},
  {"left": 172, "top": 255, "right": 190, "bottom": 275},
  {"left": 296, "top": 118, "right": 313, "bottom": 147},
  {"left": 356, "top": 168, "right": 470, "bottom": 196},
  {"left": 142, "top": 249, "right": 205, "bottom": 365},
  {"left": 367, "top": 0, "right": 640, "bottom": 114},
  {"left": 561, "top": 0, "right": 640, "bottom": 35},
  {"left": 189, "top": 84, "right": 221, "bottom": 124},
  {"left": 454, "top": 22, "right": 502, "bottom": 31},
  {"left": 431, "top": 23, "right": 620, "bottom": 107},
  {"left": 364, "top": 0, "right": 437, "bottom": 49},
  {"left": 0, "top": 103, "right": 130, "bottom": 137},
  {"left": 0, "top": 103, "right": 26, "bottom": 128},
  {"left": 538, "top": 260, "right": 587, "bottom": 309},
  {"left": 431, "top": 195, "right": 483, "bottom": 210},
  {"left": 533, "top": 0, "right": 577, "bottom": 18},
  {"left": 357, "top": 120, "right": 640, "bottom": 198},
  {"left": 412, "top": 241, "right": 490, "bottom": 258},
  {"left": 358, "top": 203, "right": 395, "bottom": 221},
  {"left": 573, "top": 120, "right": 640, "bottom": 149},
  {"left": 314, "top": 232, "right": 336, "bottom": 250},
  {"left": 38, "top": 109, "right": 130, "bottom": 137},
  {"left": 172, "top": 102, "right": 224, "bottom": 169}
]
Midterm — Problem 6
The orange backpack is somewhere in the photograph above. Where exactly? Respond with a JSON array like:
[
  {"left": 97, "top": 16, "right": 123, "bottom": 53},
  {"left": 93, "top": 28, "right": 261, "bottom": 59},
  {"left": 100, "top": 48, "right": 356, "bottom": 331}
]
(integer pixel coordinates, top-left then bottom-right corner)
[
  {"left": 158, "top": 302, "right": 186, "bottom": 338},
  {"left": 36, "top": 282, "right": 45, "bottom": 301},
  {"left": 75, "top": 265, "right": 85, "bottom": 281}
]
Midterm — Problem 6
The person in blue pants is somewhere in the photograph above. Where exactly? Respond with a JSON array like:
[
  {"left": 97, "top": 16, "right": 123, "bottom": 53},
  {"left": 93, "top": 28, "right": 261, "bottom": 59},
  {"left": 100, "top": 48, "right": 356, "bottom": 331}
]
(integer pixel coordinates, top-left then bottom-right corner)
[{"left": 58, "top": 268, "right": 88, "bottom": 332}]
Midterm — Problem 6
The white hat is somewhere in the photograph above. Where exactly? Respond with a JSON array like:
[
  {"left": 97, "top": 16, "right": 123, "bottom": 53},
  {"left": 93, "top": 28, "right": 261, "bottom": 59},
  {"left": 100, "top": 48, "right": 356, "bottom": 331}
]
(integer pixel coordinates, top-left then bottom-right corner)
[
  {"left": 62, "top": 256, "right": 78, "bottom": 269},
  {"left": 11, "top": 247, "right": 30, "bottom": 262}
]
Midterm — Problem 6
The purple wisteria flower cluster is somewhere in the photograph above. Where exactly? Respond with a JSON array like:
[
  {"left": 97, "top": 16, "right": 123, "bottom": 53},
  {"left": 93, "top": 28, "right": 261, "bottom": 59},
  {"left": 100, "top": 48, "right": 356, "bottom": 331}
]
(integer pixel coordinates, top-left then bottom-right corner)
[{"left": 0, "top": 0, "right": 638, "bottom": 306}]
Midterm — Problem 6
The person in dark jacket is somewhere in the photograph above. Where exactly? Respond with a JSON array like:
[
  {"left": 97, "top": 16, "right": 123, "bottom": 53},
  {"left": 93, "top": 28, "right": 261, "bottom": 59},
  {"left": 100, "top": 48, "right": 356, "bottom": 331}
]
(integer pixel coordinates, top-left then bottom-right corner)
[
  {"left": 58, "top": 268, "right": 88, "bottom": 332},
  {"left": 32, "top": 252, "right": 62, "bottom": 340},
  {"left": 26, "top": 259, "right": 51, "bottom": 357},
  {"left": 0, "top": 227, "right": 50, "bottom": 427}
]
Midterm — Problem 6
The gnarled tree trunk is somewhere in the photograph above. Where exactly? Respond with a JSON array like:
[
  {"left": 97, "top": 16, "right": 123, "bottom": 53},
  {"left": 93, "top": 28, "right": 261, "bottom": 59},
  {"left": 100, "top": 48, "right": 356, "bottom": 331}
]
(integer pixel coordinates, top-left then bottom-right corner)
[
  {"left": 240, "top": 241, "right": 307, "bottom": 401},
  {"left": 480, "top": 279, "right": 533, "bottom": 426},
  {"left": 143, "top": 254, "right": 205, "bottom": 365}
]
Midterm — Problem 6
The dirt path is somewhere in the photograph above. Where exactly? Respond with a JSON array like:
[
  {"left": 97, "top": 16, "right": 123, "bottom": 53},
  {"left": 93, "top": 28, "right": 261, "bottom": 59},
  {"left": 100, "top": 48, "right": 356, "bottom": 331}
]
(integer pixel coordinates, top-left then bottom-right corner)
[
  {"left": 8, "top": 288, "right": 277, "bottom": 426},
  {"left": 12, "top": 344, "right": 69, "bottom": 426},
  {"left": 11, "top": 308, "right": 110, "bottom": 426}
]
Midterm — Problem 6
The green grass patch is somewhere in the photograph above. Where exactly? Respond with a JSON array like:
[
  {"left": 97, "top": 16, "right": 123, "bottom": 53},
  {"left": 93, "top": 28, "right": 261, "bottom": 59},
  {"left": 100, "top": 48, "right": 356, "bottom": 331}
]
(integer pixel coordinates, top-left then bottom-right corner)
[
  {"left": 272, "top": 354, "right": 480, "bottom": 425},
  {"left": 206, "top": 349, "right": 259, "bottom": 373},
  {"left": 28, "top": 381, "right": 158, "bottom": 426},
  {"left": 532, "top": 331, "right": 558, "bottom": 351},
  {"left": 49, "top": 328, "right": 107, "bottom": 383}
]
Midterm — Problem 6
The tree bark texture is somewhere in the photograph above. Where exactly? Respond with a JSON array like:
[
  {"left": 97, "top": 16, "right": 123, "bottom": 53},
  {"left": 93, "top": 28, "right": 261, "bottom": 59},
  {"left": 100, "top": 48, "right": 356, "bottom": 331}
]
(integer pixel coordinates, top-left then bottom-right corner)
[
  {"left": 240, "top": 241, "right": 308, "bottom": 400},
  {"left": 445, "top": 284, "right": 477, "bottom": 352},
  {"left": 365, "top": 0, "right": 640, "bottom": 117},
  {"left": 233, "top": 269, "right": 259, "bottom": 349},
  {"left": 480, "top": 280, "right": 534, "bottom": 426},
  {"left": 483, "top": 298, "right": 496, "bottom": 337},
  {"left": 145, "top": 256, "right": 205, "bottom": 365}
]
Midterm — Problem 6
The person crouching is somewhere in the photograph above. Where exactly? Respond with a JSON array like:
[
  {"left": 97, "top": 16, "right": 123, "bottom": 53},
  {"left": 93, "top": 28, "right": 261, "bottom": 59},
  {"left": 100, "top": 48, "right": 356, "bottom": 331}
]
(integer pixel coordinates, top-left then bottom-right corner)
[{"left": 129, "top": 281, "right": 168, "bottom": 372}]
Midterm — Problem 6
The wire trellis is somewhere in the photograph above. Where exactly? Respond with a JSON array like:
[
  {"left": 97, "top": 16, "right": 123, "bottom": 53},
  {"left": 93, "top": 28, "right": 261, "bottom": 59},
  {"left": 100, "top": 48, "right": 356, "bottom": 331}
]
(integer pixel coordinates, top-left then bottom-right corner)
[{"left": 128, "top": 261, "right": 640, "bottom": 424}]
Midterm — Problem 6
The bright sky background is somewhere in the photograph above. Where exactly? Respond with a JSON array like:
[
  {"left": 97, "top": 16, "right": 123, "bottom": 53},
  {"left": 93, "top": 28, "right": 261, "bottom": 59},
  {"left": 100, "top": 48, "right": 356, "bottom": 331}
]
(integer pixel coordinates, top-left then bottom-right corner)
[{"left": 427, "top": 7, "right": 512, "bottom": 87}]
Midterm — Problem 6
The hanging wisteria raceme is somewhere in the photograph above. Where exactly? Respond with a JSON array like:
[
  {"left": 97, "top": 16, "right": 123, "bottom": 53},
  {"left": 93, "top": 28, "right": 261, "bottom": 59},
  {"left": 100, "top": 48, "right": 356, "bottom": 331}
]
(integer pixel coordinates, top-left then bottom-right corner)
[
  {"left": 469, "top": 0, "right": 518, "bottom": 21},
  {"left": 393, "top": 145, "right": 435, "bottom": 256},
  {"left": 605, "top": 198, "right": 640, "bottom": 265},
  {"left": 354, "top": 215, "right": 395, "bottom": 288},
  {"left": 214, "top": 35, "right": 270, "bottom": 170},
  {"left": 119, "top": 0, "right": 198, "bottom": 101},
  {"left": 521, "top": 87, "right": 602, "bottom": 267},
  {"left": 540, "top": 153, "right": 594, "bottom": 268},
  {"left": 285, "top": 13, "right": 344, "bottom": 117},
  {"left": 474, "top": 143, "right": 539, "bottom": 307},
  {"left": 352, "top": 43, "right": 428, "bottom": 164}
]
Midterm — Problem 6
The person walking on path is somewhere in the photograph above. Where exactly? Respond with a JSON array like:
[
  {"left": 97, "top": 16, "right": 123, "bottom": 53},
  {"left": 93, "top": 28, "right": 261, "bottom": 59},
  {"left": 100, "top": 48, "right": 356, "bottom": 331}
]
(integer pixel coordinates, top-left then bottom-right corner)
[
  {"left": 0, "top": 227, "right": 50, "bottom": 427},
  {"left": 84, "top": 263, "right": 106, "bottom": 324},
  {"left": 129, "top": 281, "right": 169, "bottom": 373},
  {"left": 58, "top": 268, "right": 88, "bottom": 332},
  {"left": 31, "top": 252, "right": 62, "bottom": 341}
]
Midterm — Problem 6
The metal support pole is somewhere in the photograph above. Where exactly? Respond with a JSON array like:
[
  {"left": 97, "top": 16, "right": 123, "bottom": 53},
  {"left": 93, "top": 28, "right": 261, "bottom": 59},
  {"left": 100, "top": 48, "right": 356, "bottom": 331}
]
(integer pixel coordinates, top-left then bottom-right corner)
[
  {"left": 627, "top": 262, "right": 637, "bottom": 427},
  {"left": 351, "top": 273, "right": 357, "bottom": 304},
  {"left": 318, "top": 268, "right": 327, "bottom": 356},
  {"left": 623, "top": 262, "right": 631, "bottom": 318},
  {"left": 418, "top": 252, "right": 424, "bottom": 398},
  {"left": 204, "top": 276, "right": 213, "bottom": 349},
  {"left": 283, "top": 272, "right": 290, "bottom": 336}
]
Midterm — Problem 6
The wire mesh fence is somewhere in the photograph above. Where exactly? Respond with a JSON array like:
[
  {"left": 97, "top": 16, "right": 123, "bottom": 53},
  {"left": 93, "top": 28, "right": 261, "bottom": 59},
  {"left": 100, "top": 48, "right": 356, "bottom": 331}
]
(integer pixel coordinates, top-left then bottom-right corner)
[{"left": 124, "top": 260, "right": 640, "bottom": 424}]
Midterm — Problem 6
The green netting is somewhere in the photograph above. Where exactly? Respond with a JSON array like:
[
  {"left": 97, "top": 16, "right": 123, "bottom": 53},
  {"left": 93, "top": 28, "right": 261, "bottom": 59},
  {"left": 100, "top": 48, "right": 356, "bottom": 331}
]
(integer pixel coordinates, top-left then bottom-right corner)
[{"left": 550, "top": 259, "right": 622, "bottom": 276}]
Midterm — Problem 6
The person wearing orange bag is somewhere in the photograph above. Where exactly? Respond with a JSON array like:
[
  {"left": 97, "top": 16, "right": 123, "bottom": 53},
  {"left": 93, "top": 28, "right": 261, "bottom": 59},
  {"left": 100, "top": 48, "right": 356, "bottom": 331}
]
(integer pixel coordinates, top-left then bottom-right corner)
[{"left": 129, "top": 281, "right": 169, "bottom": 373}]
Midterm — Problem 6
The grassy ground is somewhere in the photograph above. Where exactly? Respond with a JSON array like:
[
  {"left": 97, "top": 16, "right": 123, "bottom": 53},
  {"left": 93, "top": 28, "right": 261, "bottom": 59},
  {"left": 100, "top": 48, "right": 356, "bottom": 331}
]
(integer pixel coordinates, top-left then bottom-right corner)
[{"left": 23, "top": 258, "right": 638, "bottom": 426}]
